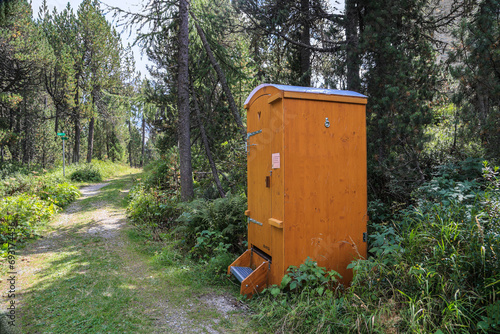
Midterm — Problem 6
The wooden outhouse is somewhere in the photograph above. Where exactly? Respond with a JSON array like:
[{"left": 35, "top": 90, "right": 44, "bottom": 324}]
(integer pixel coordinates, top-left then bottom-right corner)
[{"left": 228, "top": 84, "right": 368, "bottom": 296}]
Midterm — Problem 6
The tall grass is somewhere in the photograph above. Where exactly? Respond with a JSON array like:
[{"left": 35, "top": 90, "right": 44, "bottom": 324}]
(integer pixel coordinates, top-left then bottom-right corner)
[{"left": 251, "top": 160, "right": 500, "bottom": 333}]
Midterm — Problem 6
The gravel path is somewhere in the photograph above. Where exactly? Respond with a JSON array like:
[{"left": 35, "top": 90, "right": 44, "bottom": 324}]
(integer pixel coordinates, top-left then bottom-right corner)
[{"left": 7, "top": 179, "right": 251, "bottom": 333}]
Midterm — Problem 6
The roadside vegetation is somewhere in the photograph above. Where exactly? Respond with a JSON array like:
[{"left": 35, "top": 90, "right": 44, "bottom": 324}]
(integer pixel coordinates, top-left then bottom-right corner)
[
  {"left": 0, "top": 160, "right": 134, "bottom": 257},
  {"left": 126, "top": 151, "right": 500, "bottom": 333},
  {"left": 251, "top": 160, "right": 500, "bottom": 333}
]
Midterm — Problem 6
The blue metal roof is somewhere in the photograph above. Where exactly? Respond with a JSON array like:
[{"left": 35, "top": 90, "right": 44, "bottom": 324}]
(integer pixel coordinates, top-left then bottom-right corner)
[{"left": 244, "top": 83, "right": 367, "bottom": 105}]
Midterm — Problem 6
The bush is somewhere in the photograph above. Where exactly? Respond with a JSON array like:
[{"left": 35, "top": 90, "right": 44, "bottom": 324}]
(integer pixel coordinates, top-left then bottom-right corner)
[
  {"left": 347, "top": 160, "right": 500, "bottom": 332},
  {"left": 127, "top": 186, "right": 180, "bottom": 240},
  {"left": 251, "top": 160, "right": 500, "bottom": 333},
  {"left": 0, "top": 172, "right": 43, "bottom": 197},
  {"left": 70, "top": 164, "right": 102, "bottom": 182},
  {"left": 39, "top": 182, "right": 80, "bottom": 207},
  {"left": 279, "top": 257, "right": 342, "bottom": 296},
  {"left": 189, "top": 230, "right": 231, "bottom": 261},
  {"left": 175, "top": 193, "right": 247, "bottom": 253},
  {"left": 0, "top": 194, "right": 58, "bottom": 254}
]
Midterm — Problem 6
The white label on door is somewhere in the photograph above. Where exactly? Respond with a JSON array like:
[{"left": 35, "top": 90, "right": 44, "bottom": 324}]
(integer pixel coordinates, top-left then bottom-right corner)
[{"left": 272, "top": 153, "right": 280, "bottom": 169}]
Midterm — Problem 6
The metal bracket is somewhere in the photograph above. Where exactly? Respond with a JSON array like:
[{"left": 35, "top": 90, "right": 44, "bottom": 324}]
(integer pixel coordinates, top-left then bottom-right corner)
[
  {"left": 246, "top": 129, "right": 262, "bottom": 153},
  {"left": 247, "top": 129, "right": 262, "bottom": 138},
  {"left": 248, "top": 217, "right": 263, "bottom": 226},
  {"left": 363, "top": 232, "right": 367, "bottom": 242}
]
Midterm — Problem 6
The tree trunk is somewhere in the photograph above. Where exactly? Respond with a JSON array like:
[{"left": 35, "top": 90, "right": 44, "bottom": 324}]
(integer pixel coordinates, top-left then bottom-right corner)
[
  {"left": 191, "top": 81, "right": 226, "bottom": 198},
  {"left": 73, "top": 82, "right": 81, "bottom": 163},
  {"left": 87, "top": 115, "right": 95, "bottom": 163},
  {"left": 178, "top": 0, "right": 194, "bottom": 201},
  {"left": 55, "top": 106, "right": 59, "bottom": 134},
  {"left": 73, "top": 114, "right": 80, "bottom": 163},
  {"left": 12, "top": 108, "right": 21, "bottom": 162},
  {"left": 106, "top": 129, "right": 110, "bottom": 158},
  {"left": 300, "top": 0, "right": 311, "bottom": 87},
  {"left": 140, "top": 114, "right": 145, "bottom": 167},
  {"left": 128, "top": 120, "right": 133, "bottom": 167},
  {"left": 22, "top": 91, "right": 30, "bottom": 164},
  {"left": 191, "top": 14, "right": 246, "bottom": 138},
  {"left": 346, "top": 0, "right": 361, "bottom": 91}
]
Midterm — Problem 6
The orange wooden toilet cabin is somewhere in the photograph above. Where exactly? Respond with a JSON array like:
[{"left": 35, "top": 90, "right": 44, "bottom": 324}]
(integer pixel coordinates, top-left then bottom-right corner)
[{"left": 228, "top": 84, "right": 368, "bottom": 297}]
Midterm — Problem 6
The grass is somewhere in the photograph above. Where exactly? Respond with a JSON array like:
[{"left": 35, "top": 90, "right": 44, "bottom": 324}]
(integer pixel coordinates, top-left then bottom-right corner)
[{"left": 1, "top": 166, "right": 254, "bottom": 333}]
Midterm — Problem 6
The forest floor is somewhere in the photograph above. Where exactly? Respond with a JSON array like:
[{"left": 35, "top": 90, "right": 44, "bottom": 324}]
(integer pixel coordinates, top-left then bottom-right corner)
[{"left": 5, "top": 172, "right": 254, "bottom": 333}]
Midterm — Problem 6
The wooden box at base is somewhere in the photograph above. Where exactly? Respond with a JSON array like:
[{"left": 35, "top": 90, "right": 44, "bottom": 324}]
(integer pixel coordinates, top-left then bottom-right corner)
[{"left": 229, "top": 84, "right": 368, "bottom": 295}]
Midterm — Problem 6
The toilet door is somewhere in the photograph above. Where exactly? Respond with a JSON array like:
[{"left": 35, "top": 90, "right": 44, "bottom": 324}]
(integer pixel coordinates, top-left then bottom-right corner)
[{"left": 246, "top": 95, "right": 272, "bottom": 256}]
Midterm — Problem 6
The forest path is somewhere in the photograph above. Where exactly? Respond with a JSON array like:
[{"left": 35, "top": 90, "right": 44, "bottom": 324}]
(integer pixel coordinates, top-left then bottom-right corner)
[{"left": 13, "top": 173, "right": 251, "bottom": 333}]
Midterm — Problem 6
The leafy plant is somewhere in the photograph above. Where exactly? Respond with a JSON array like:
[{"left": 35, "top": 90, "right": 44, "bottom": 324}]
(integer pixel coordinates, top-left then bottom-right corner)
[
  {"left": 279, "top": 257, "right": 342, "bottom": 296},
  {"left": 0, "top": 194, "right": 58, "bottom": 253},
  {"left": 70, "top": 164, "right": 102, "bottom": 182},
  {"left": 174, "top": 193, "right": 247, "bottom": 253},
  {"left": 189, "top": 230, "right": 231, "bottom": 261},
  {"left": 478, "top": 300, "right": 500, "bottom": 331},
  {"left": 39, "top": 182, "right": 80, "bottom": 207},
  {"left": 126, "top": 186, "right": 180, "bottom": 240}
]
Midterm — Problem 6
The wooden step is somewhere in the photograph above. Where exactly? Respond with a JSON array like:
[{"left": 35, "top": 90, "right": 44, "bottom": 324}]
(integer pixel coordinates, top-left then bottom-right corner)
[{"left": 228, "top": 248, "right": 270, "bottom": 298}]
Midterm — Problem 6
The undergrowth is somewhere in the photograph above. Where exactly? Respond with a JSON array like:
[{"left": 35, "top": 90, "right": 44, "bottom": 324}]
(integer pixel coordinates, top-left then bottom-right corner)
[
  {"left": 127, "top": 151, "right": 499, "bottom": 333},
  {"left": 0, "top": 160, "right": 134, "bottom": 257},
  {"left": 126, "top": 150, "right": 247, "bottom": 283},
  {"left": 250, "top": 160, "right": 500, "bottom": 333}
]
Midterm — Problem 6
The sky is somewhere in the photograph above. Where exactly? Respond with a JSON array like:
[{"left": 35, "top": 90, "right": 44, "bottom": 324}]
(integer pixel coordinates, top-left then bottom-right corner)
[{"left": 30, "top": 0, "right": 344, "bottom": 81}]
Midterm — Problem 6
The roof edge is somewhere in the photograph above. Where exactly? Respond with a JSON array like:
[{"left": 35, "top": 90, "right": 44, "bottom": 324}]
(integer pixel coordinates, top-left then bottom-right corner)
[{"left": 244, "top": 84, "right": 367, "bottom": 106}]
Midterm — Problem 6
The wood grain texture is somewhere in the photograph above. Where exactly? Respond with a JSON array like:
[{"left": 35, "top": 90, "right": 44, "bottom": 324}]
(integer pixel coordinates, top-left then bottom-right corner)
[
  {"left": 284, "top": 91, "right": 368, "bottom": 105},
  {"left": 268, "top": 218, "right": 283, "bottom": 228},
  {"left": 240, "top": 260, "right": 269, "bottom": 297},
  {"left": 283, "top": 98, "right": 367, "bottom": 284},
  {"left": 244, "top": 85, "right": 367, "bottom": 287},
  {"left": 227, "top": 249, "right": 251, "bottom": 275}
]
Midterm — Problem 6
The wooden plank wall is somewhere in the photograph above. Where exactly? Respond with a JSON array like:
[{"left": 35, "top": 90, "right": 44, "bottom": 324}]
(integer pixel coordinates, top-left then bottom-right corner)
[{"left": 283, "top": 97, "right": 367, "bottom": 284}]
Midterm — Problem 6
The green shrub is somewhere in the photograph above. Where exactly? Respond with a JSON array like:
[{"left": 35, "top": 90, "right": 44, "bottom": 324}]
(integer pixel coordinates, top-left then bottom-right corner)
[
  {"left": 70, "top": 164, "right": 102, "bottom": 182},
  {"left": 143, "top": 148, "right": 180, "bottom": 193},
  {"left": 252, "top": 160, "right": 500, "bottom": 333},
  {"left": 189, "top": 230, "right": 231, "bottom": 261},
  {"left": 206, "top": 252, "right": 236, "bottom": 280},
  {"left": 0, "top": 172, "right": 43, "bottom": 197},
  {"left": 127, "top": 186, "right": 180, "bottom": 240},
  {"left": 277, "top": 257, "right": 342, "bottom": 296},
  {"left": 0, "top": 161, "right": 31, "bottom": 179},
  {"left": 347, "top": 160, "right": 500, "bottom": 332},
  {"left": 175, "top": 193, "right": 247, "bottom": 253},
  {"left": 0, "top": 194, "right": 58, "bottom": 254},
  {"left": 39, "top": 182, "right": 80, "bottom": 207}
]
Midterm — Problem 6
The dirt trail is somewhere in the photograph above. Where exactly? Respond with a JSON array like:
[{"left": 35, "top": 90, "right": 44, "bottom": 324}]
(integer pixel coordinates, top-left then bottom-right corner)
[{"left": 5, "top": 176, "right": 252, "bottom": 333}]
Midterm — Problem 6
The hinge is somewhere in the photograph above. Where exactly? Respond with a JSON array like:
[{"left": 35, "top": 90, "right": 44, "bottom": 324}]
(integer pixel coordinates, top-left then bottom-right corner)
[
  {"left": 246, "top": 129, "right": 262, "bottom": 153},
  {"left": 363, "top": 232, "right": 367, "bottom": 242}
]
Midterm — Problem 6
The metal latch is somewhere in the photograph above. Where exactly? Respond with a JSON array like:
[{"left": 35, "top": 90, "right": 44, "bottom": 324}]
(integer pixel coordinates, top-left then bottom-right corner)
[
  {"left": 246, "top": 129, "right": 262, "bottom": 153},
  {"left": 325, "top": 117, "right": 330, "bottom": 128},
  {"left": 248, "top": 217, "right": 263, "bottom": 226}
]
